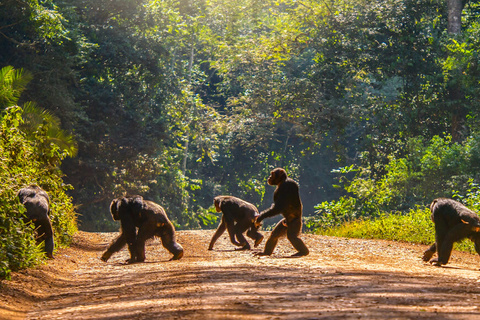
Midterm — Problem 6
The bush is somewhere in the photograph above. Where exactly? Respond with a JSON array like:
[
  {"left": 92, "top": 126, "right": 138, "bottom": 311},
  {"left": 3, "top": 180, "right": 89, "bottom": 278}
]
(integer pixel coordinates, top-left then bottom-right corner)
[{"left": 0, "top": 107, "right": 77, "bottom": 279}]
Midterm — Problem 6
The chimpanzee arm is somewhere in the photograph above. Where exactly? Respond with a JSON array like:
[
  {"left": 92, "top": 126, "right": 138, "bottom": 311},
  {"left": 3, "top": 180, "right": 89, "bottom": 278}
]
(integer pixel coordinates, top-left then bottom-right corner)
[
  {"left": 209, "top": 216, "right": 227, "bottom": 250},
  {"left": 257, "top": 184, "right": 292, "bottom": 223},
  {"left": 101, "top": 233, "right": 127, "bottom": 261},
  {"left": 422, "top": 243, "right": 436, "bottom": 262},
  {"left": 473, "top": 236, "right": 480, "bottom": 257}
]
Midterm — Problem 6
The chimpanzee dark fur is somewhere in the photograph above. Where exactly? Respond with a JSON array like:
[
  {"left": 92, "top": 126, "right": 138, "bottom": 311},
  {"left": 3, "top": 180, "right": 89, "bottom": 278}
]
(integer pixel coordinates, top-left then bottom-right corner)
[
  {"left": 17, "top": 185, "right": 54, "bottom": 258},
  {"left": 423, "top": 198, "right": 480, "bottom": 266},
  {"left": 101, "top": 195, "right": 183, "bottom": 263},
  {"left": 209, "top": 195, "right": 263, "bottom": 250}
]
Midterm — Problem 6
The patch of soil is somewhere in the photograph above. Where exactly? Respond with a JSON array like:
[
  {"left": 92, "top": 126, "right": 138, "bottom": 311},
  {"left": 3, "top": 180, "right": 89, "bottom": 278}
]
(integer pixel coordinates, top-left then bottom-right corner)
[{"left": 1, "top": 231, "right": 480, "bottom": 319}]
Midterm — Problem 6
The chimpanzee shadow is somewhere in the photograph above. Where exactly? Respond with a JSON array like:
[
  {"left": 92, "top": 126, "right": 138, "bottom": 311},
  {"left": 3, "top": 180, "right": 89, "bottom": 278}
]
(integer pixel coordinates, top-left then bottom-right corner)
[
  {"left": 439, "top": 265, "right": 480, "bottom": 272},
  {"left": 211, "top": 248, "right": 250, "bottom": 252},
  {"left": 110, "top": 259, "right": 174, "bottom": 266}
]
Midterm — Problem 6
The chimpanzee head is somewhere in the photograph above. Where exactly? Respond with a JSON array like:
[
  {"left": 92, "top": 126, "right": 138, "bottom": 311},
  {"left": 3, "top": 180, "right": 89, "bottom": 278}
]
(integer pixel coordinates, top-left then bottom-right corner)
[
  {"left": 213, "top": 197, "right": 222, "bottom": 212},
  {"left": 267, "top": 168, "right": 287, "bottom": 186},
  {"left": 17, "top": 185, "right": 49, "bottom": 204},
  {"left": 110, "top": 195, "right": 144, "bottom": 220}
]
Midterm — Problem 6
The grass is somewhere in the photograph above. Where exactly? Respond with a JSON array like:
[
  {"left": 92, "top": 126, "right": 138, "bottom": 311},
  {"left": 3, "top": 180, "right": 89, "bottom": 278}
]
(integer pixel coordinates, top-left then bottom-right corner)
[{"left": 318, "top": 207, "right": 478, "bottom": 254}]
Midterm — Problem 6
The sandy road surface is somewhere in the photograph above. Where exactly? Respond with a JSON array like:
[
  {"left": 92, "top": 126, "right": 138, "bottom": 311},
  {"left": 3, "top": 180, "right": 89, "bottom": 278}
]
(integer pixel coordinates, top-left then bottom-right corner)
[{"left": 1, "top": 230, "right": 480, "bottom": 319}]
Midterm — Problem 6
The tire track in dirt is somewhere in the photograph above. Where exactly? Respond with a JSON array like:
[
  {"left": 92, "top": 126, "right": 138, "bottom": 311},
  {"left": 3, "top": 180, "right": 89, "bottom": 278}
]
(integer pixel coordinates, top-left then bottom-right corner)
[{"left": 1, "top": 231, "right": 480, "bottom": 319}]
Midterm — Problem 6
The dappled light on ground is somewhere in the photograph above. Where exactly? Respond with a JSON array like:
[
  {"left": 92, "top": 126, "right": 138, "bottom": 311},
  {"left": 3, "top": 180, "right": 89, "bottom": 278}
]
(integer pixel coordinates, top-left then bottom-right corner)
[{"left": 1, "top": 231, "right": 480, "bottom": 319}]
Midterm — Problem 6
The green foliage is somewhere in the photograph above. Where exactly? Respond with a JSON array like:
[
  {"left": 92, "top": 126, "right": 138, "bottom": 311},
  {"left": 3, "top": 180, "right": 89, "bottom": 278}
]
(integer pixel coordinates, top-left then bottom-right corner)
[
  {"left": 195, "top": 205, "right": 219, "bottom": 229},
  {"left": 0, "top": 77, "right": 77, "bottom": 279},
  {"left": 322, "top": 207, "right": 435, "bottom": 245},
  {"left": 312, "top": 134, "right": 480, "bottom": 230},
  {"left": 3, "top": 0, "right": 480, "bottom": 237}
]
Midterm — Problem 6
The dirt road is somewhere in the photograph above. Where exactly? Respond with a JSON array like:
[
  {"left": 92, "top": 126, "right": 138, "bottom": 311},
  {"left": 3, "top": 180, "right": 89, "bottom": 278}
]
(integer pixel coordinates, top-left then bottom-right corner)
[{"left": 1, "top": 230, "right": 480, "bottom": 319}]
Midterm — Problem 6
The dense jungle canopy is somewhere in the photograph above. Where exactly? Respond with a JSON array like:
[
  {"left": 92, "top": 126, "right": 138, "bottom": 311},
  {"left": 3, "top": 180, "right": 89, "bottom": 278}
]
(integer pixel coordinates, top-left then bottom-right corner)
[{"left": 2, "top": 0, "right": 480, "bottom": 240}]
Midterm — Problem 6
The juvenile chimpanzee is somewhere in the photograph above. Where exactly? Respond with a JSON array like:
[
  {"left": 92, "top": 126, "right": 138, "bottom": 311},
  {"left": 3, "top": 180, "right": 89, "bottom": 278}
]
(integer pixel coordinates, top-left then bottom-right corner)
[
  {"left": 422, "top": 198, "right": 480, "bottom": 266},
  {"left": 254, "top": 168, "right": 309, "bottom": 257},
  {"left": 208, "top": 196, "right": 264, "bottom": 250},
  {"left": 101, "top": 195, "right": 184, "bottom": 263},
  {"left": 17, "top": 185, "right": 54, "bottom": 258}
]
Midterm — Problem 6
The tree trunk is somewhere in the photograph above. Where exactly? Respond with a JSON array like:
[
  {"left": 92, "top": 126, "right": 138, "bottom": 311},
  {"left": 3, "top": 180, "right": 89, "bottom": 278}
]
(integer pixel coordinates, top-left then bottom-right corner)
[
  {"left": 447, "top": 0, "right": 465, "bottom": 141},
  {"left": 447, "top": 0, "right": 463, "bottom": 34}
]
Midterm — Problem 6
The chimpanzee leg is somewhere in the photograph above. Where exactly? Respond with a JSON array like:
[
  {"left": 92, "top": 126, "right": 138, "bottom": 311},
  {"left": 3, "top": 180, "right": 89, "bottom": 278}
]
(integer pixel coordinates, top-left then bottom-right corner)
[
  {"left": 101, "top": 233, "right": 127, "bottom": 262},
  {"left": 436, "top": 223, "right": 472, "bottom": 265},
  {"left": 431, "top": 212, "right": 448, "bottom": 265},
  {"left": 225, "top": 215, "right": 243, "bottom": 247},
  {"left": 209, "top": 216, "right": 227, "bottom": 250},
  {"left": 234, "top": 218, "right": 252, "bottom": 250},
  {"left": 287, "top": 218, "right": 309, "bottom": 256},
  {"left": 157, "top": 227, "right": 184, "bottom": 260},
  {"left": 422, "top": 243, "right": 436, "bottom": 262},
  {"left": 36, "top": 218, "right": 54, "bottom": 259},
  {"left": 135, "top": 222, "right": 158, "bottom": 262},
  {"left": 120, "top": 216, "right": 138, "bottom": 263},
  {"left": 260, "top": 219, "right": 288, "bottom": 255},
  {"left": 246, "top": 224, "right": 264, "bottom": 248}
]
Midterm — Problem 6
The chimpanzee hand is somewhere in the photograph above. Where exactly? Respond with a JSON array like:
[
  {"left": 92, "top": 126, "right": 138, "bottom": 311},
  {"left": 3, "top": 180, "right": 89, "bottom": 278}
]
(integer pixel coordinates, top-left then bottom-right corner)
[
  {"left": 253, "top": 216, "right": 262, "bottom": 228},
  {"left": 254, "top": 234, "right": 264, "bottom": 248},
  {"left": 422, "top": 250, "right": 434, "bottom": 262},
  {"left": 101, "top": 251, "right": 112, "bottom": 262}
]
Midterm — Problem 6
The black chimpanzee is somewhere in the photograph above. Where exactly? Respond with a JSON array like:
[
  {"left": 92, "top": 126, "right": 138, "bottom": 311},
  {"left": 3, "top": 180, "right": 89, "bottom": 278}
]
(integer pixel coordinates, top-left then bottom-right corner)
[
  {"left": 208, "top": 195, "right": 264, "bottom": 250},
  {"left": 254, "top": 168, "right": 309, "bottom": 257},
  {"left": 17, "top": 185, "right": 54, "bottom": 258},
  {"left": 101, "top": 195, "right": 184, "bottom": 263},
  {"left": 422, "top": 198, "right": 480, "bottom": 266}
]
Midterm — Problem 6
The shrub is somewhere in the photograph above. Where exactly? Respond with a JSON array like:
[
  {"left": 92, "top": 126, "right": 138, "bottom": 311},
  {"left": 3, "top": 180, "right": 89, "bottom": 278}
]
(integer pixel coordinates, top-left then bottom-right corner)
[{"left": 0, "top": 107, "right": 77, "bottom": 279}]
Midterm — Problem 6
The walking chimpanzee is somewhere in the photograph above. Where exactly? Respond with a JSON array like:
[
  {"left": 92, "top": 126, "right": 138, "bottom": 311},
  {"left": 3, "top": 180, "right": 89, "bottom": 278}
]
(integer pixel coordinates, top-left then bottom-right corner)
[
  {"left": 17, "top": 185, "right": 54, "bottom": 258},
  {"left": 254, "top": 168, "right": 309, "bottom": 257},
  {"left": 423, "top": 198, "right": 480, "bottom": 266},
  {"left": 208, "top": 195, "right": 264, "bottom": 250},
  {"left": 101, "top": 195, "right": 184, "bottom": 263}
]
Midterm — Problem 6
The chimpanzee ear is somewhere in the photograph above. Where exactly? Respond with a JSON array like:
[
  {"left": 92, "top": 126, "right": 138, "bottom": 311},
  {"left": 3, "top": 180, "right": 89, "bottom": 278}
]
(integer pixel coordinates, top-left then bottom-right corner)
[{"left": 110, "top": 199, "right": 121, "bottom": 220}]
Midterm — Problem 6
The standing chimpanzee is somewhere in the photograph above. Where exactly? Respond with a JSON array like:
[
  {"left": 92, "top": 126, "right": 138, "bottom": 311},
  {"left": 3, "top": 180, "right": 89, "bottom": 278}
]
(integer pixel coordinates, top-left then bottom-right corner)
[
  {"left": 208, "top": 196, "right": 264, "bottom": 251},
  {"left": 101, "top": 195, "right": 184, "bottom": 263},
  {"left": 254, "top": 168, "right": 309, "bottom": 257},
  {"left": 17, "top": 185, "right": 54, "bottom": 259},
  {"left": 422, "top": 198, "right": 480, "bottom": 266}
]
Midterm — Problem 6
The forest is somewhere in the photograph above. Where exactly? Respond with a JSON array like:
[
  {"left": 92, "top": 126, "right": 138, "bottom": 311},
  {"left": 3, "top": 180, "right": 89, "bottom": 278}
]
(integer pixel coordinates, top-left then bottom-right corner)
[{"left": 1, "top": 0, "right": 480, "bottom": 278}]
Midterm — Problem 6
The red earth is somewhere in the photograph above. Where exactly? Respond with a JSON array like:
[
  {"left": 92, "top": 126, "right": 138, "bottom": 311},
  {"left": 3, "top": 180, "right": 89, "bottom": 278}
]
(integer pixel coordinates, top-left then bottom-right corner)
[{"left": 1, "top": 230, "right": 480, "bottom": 319}]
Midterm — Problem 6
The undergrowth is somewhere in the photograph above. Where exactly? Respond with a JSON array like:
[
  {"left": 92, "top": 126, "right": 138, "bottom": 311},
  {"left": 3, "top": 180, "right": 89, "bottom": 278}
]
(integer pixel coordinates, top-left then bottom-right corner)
[{"left": 319, "top": 207, "right": 477, "bottom": 254}]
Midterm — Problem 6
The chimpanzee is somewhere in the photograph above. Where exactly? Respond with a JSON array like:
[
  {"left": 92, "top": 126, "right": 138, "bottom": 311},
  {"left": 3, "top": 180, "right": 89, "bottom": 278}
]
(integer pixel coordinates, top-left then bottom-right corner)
[
  {"left": 101, "top": 195, "right": 184, "bottom": 263},
  {"left": 422, "top": 198, "right": 480, "bottom": 266},
  {"left": 254, "top": 168, "right": 309, "bottom": 257},
  {"left": 208, "top": 195, "right": 264, "bottom": 250},
  {"left": 17, "top": 185, "right": 54, "bottom": 259}
]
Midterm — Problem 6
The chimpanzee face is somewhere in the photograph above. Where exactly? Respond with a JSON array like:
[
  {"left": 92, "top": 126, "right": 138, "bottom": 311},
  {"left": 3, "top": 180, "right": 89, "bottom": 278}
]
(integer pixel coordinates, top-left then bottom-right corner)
[
  {"left": 267, "top": 168, "right": 287, "bottom": 185},
  {"left": 214, "top": 198, "right": 222, "bottom": 212}
]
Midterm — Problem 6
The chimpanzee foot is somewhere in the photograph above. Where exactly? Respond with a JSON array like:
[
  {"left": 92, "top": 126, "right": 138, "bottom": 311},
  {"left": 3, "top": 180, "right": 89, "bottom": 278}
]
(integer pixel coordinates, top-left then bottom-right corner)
[
  {"left": 235, "top": 245, "right": 251, "bottom": 251},
  {"left": 169, "top": 251, "right": 184, "bottom": 261},
  {"left": 291, "top": 251, "right": 309, "bottom": 257},
  {"left": 429, "top": 258, "right": 444, "bottom": 267},
  {"left": 254, "top": 251, "right": 271, "bottom": 256}
]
